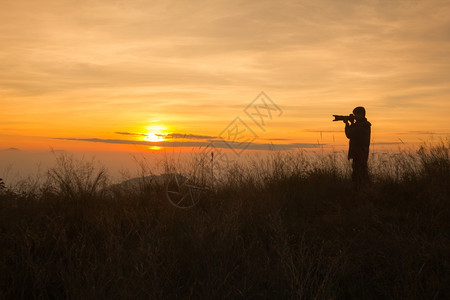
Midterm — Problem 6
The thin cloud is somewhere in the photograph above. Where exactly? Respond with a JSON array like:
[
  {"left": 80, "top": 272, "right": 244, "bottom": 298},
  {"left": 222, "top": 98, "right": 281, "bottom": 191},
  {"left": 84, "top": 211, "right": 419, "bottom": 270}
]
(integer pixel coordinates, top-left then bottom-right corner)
[
  {"left": 395, "top": 131, "right": 437, "bottom": 135},
  {"left": 115, "top": 132, "right": 147, "bottom": 137},
  {"left": 115, "top": 131, "right": 218, "bottom": 140},
  {"left": 303, "top": 129, "right": 342, "bottom": 133},
  {"left": 54, "top": 137, "right": 325, "bottom": 151},
  {"left": 372, "top": 142, "right": 404, "bottom": 145},
  {"left": 164, "top": 133, "right": 218, "bottom": 140},
  {"left": 262, "top": 138, "right": 293, "bottom": 141}
]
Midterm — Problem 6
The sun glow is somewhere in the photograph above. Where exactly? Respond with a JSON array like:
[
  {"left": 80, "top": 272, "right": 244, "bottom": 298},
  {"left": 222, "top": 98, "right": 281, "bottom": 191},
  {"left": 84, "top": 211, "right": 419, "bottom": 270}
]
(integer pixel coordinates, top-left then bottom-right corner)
[
  {"left": 144, "top": 133, "right": 165, "bottom": 142},
  {"left": 143, "top": 125, "right": 168, "bottom": 142}
]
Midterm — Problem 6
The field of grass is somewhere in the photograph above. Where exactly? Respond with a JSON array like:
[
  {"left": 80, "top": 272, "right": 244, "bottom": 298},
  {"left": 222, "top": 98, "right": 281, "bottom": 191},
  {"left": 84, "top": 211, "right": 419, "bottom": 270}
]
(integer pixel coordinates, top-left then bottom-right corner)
[{"left": 0, "top": 142, "right": 449, "bottom": 299}]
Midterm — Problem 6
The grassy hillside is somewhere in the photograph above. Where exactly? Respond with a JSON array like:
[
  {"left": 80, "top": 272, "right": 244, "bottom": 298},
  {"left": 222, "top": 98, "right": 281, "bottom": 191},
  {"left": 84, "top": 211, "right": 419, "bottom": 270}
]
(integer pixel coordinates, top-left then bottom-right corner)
[{"left": 0, "top": 142, "right": 449, "bottom": 299}]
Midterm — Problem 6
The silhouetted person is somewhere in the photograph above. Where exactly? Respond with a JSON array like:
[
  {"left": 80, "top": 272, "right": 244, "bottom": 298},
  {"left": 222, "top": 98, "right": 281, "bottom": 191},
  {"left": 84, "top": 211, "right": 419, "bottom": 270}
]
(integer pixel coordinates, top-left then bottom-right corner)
[{"left": 344, "top": 106, "right": 371, "bottom": 190}]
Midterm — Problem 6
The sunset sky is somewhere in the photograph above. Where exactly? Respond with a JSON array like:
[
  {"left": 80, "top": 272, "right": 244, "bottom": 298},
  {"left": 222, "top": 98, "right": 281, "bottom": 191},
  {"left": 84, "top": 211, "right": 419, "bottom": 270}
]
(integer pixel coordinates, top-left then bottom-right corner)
[{"left": 1, "top": 0, "right": 449, "bottom": 155}]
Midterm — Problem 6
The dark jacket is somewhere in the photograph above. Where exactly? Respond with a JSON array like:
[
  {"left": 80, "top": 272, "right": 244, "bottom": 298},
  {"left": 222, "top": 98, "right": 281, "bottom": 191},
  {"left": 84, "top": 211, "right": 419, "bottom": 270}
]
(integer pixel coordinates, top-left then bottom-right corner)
[{"left": 345, "top": 118, "right": 371, "bottom": 161}]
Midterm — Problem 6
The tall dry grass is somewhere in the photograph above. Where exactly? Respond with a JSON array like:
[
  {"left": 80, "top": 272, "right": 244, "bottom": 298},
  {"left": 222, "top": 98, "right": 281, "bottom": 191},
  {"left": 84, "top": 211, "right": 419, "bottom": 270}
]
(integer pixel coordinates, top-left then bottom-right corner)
[{"left": 0, "top": 142, "right": 448, "bottom": 299}]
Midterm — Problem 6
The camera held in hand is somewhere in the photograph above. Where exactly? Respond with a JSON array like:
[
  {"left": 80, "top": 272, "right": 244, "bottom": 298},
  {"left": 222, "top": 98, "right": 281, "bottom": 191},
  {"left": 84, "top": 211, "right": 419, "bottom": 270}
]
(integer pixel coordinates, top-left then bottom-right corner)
[{"left": 332, "top": 114, "right": 355, "bottom": 122}]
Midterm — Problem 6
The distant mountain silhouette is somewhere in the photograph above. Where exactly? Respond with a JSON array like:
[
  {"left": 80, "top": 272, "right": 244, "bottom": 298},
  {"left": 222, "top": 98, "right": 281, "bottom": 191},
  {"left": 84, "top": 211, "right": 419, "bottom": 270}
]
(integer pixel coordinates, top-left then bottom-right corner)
[
  {"left": 106, "top": 173, "right": 189, "bottom": 198},
  {"left": 111, "top": 173, "right": 179, "bottom": 187}
]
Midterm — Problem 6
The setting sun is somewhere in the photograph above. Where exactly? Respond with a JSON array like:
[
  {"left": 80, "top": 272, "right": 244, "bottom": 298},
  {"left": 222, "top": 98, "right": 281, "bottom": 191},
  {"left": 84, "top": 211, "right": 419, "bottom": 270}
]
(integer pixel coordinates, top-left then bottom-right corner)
[
  {"left": 143, "top": 125, "right": 168, "bottom": 142},
  {"left": 144, "top": 133, "right": 165, "bottom": 142}
]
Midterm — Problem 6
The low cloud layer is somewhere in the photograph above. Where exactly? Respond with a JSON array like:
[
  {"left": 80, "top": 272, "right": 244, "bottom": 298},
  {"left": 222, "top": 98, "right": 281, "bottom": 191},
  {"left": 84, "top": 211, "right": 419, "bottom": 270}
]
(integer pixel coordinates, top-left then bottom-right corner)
[
  {"left": 55, "top": 137, "right": 325, "bottom": 151},
  {"left": 115, "top": 131, "right": 218, "bottom": 140},
  {"left": 164, "top": 133, "right": 218, "bottom": 140},
  {"left": 115, "top": 132, "right": 147, "bottom": 137}
]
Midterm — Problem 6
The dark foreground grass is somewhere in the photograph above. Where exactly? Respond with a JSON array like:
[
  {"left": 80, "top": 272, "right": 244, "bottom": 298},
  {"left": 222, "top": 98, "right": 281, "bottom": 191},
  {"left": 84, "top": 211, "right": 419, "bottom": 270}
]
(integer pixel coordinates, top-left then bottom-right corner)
[{"left": 0, "top": 143, "right": 449, "bottom": 299}]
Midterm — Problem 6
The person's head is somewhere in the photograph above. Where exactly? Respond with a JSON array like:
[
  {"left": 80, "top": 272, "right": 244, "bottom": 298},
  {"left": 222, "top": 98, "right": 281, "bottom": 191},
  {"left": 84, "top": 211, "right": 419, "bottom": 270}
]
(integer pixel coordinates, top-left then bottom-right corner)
[{"left": 353, "top": 106, "right": 366, "bottom": 120}]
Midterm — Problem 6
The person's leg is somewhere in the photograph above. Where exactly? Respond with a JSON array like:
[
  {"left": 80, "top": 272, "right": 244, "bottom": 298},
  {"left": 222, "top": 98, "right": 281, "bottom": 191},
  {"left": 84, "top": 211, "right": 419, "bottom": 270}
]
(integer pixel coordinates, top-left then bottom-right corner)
[
  {"left": 361, "top": 159, "right": 369, "bottom": 184},
  {"left": 351, "top": 158, "right": 359, "bottom": 190},
  {"left": 351, "top": 159, "right": 356, "bottom": 181},
  {"left": 352, "top": 157, "right": 367, "bottom": 191},
  {"left": 355, "top": 157, "right": 371, "bottom": 191}
]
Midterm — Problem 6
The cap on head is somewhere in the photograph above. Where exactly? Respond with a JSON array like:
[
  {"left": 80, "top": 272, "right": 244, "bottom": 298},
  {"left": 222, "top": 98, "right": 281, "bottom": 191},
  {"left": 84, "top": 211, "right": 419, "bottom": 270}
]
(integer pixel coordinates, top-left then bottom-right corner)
[{"left": 353, "top": 106, "right": 366, "bottom": 117}]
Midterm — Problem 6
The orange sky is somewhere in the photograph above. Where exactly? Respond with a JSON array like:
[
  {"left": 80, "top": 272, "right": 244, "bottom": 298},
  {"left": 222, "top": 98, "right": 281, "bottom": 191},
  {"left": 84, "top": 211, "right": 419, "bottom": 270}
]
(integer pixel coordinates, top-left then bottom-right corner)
[{"left": 1, "top": 0, "right": 449, "bottom": 155}]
